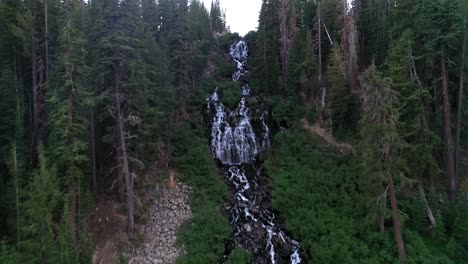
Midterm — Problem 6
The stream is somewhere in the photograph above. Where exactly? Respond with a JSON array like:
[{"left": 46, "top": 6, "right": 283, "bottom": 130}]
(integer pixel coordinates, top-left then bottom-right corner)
[{"left": 205, "top": 40, "right": 303, "bottom": 264}]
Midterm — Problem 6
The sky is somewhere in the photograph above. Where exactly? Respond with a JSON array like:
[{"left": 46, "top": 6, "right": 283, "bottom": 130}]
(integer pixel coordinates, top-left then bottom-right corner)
[{"left": 202, "top": 0, "right": 263, "bottom": 36}]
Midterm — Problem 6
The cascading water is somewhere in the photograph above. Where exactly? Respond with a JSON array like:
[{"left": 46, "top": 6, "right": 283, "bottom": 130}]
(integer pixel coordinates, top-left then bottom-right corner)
[{"left": 206, "top": 40, "right": 302, "bottom": 263}]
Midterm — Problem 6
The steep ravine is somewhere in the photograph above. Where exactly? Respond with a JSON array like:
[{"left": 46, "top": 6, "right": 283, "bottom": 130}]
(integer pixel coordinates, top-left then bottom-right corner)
[{"left": 205, "top": 40, "right": 304, "bottom": 264}]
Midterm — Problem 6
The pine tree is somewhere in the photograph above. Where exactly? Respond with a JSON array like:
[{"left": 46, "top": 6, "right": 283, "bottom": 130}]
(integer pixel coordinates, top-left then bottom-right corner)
[
  {"left": 55, "top": 201, "right": 79, "bottom": 264},
  {"left": 386, "top": 30, "right": 437, "bottom": 180},
  {"left": 328, "top": 45, "right": 350, "bottom": 133},
  {"left": 0, "top": 241, "right": 19, "bottom": 264},
  {"left": 454, "top": 193, "right": 468, "bottom": 250},
  {"left": 47, "top": 0, "right": 91, "bottom": 228},
  {"left": 415, "top": 0, "right": 463, "bottom": 200},
  {"left": 254, "top": 0, "right": 281, "bottom": 95},
  {"left": 166, "top": 0, "right": 193, "bottom": 126},
  {"left": 209, "top": 0, "right": 225, "bottom": 34},
  {"left": 359, "top": 0, "right": 390, "bottom": 66},
  {"left": 359, "top": 64, "right": 406, "bottom": 260},
  {"left": 295, "top": 31, "right": 317, "bottom": 104},
  {"left": 142, "top": 0, "right": 160, "bottom": 35},
  {"left": 19, "top": 146, "right": 62, "bottom": 263}
]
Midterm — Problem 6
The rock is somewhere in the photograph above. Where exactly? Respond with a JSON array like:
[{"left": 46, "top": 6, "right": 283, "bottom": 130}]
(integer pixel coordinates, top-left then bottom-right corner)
[{"left": 124, "top": 181, "right": 193, "bottom": 264}]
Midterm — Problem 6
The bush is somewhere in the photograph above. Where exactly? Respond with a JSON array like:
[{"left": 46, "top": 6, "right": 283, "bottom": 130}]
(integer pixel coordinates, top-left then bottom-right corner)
[
  {"left": 265, "top": 127, "right": 456, "bottom": 263},
  {"left": 266, "top": 96, "right": 304, "bottom": 127},
  {"left": 225, "top": 247, "right": 251, "bottom": 264},
  {"left": 172, "top": 124, "right": 231, "bottom": 263}
]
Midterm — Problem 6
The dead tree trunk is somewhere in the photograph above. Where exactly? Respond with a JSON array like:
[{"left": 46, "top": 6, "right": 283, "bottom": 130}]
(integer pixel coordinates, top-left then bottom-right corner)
[
  {"left": 44, "top": 0, "right": 49, "bottom": 81},
  {"left": 114, "top": 66, "right": 134, "bottom": 235},
  {"left": 90, "top": 109, "right": 97, "bottom": 191},
  {"left": 388, "top": 173, "right": 406, "bottom": 261},
  {"left": 317, "top": 0, "right": 322, "bottom": 88},
  {"left": 419, "top": 186, "right": 436, "bottom": 227},
  {"left": 441, "top": 50, "right": 457, "bottom": 201},
  {"left": 455, "top": 17, "right": 466, "bottom": 184}
]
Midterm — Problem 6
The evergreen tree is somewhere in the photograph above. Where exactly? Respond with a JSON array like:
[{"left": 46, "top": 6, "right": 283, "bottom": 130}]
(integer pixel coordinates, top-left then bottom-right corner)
[
  {"left": 386, "top": 30, "right": 437, "bottom": 181},
  {"left": 0, "top": 241, "right": 19, "bottom": 264},
  {"left": 454, "top": 192, "right": 468, "bottom": 250},
  {"left": 209, "top": 0, "right": 225, "bottom": 34},
  {"left": 19, "top": 146, "right": 62, "bottom": 263},
  {"left": 254, "top": 0, "right": 280, "bottom": 95},
  {"left": 295, "top": 31, "right": 317, "bottom": 104},
  {"left": 55, "top": 201, "right": 79, "bottom": 264},
  {"left": 328, "top": 45, "right": 350, "bottom": 133},
  {"left": 359, "top": 64, "right": 406, "bottom": 260},
  {"left": 142, "top": 0, "right": 160, "bottom": 35},
  {"left": 47, "top": 0, "right": 91, "bottom": 227}
]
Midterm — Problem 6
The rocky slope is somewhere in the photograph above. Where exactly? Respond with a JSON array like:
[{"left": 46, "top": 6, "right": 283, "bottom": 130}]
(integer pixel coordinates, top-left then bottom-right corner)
[{"left": 126, "top": 182, "right": 192, "bottom": 264}]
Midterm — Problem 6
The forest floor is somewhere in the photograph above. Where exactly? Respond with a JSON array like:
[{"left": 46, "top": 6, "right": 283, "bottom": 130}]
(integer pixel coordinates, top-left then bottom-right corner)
[
  {"left": 90, "top": 198, "right": 128, "bottom": 264},
  {"left": 300, "top": 118, "right": 353, "bottom": 154}
]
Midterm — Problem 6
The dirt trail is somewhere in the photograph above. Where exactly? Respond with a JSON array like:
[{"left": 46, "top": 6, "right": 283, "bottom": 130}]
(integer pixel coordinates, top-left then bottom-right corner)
[{"left": 300, "top": 118, "right": 353, "bottom": 154}]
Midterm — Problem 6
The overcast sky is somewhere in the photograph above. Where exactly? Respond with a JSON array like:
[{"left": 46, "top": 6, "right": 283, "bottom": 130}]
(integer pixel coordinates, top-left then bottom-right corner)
[{"left": 201, "top": 0, "right": 263, "bottom": 36}]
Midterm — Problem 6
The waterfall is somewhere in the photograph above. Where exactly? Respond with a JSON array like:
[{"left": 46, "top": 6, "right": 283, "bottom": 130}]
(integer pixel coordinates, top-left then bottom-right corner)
[
  {"left": 206, "top": 39, "right": 302, "bottom": 264},
  {"left": 230, "top": 40, "right": 249, "bottom": 81}
]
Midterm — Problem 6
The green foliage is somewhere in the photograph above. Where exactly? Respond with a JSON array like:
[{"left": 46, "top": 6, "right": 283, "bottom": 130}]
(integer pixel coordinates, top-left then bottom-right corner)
[
  {"left": 56, "top": 202, "right": 79, "bottom": 264},
  {"left": 217, "top": 32, "right": 241, "bottom": 51},
  {"left": 225, "top": 247, "right": 251, "bottom": 264},
  {"left": 219, "top": 82, "right": 241, "bottom": 109},
  {"left": 209, "top": 0, "right": 226, "bottom": 34},
  {"left": 266, "top": 96, "right": 304, "bottom": 127},
  {"left": 386, "top": 30, "right": 438, "bottom": 180},
  {"left": 266, "top": 127, "right": 395, "bottom": 263},
  {"left": 295, "top": 31, "right": 317, "bottom": 101},
  {"left": 18, "top": 147, "right": 62, "bottom": 263},
  {"left": 266, "top": 126, "right": 457, "bottom": 262},
  {"left": 251, "top": 0, "right": 281, "bottom": 95},
  {"left": 172, "top": 124, "right": 231, "bottom": 263},
  {"left": 359, "top": 0, "right": 391, "bottom": 66},
  {"left": 78, "top": 223, "right": 94, "bottom": 264},
  {"left": 405, "top": 230, "right": 455, "bottom": 264},
  {"left": 328, "top": 45, "right": 351, "bottom": 134},
  {"left": 357, "top": 64, "right": 406, "bottom": 228},
  {"left": 409, "top": 193, "right": 431, "bottom": 233},
  {"left": 0, "top": 68, "right": 17, "bottom": 147},
  {"left": 0, "top": 242, "right": 19, "bottom": 264},
  {"left": 454, "top": 193, "right": 468, "bottom": 249}
]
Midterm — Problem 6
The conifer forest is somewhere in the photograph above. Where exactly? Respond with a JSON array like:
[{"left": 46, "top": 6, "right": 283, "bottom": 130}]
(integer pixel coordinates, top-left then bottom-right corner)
[{"left": 0, "top": 0, "right": 468, "bottom": 263}]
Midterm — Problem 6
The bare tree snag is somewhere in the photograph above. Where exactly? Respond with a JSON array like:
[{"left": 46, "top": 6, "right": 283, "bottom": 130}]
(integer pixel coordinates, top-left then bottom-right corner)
[
  {"left": 388, "top": 173, "right": 406, "bottom": 261},
  {"left": 455, "top": 17, "right": 466, "bottom": 185},
  {"left": 419, "top": 186, "right": 436, "bottom": 228},
  {"left": 114, "top": 65, "right": 134, "bottom": 235},
  {"left": 317, "top": 0, "right": 322, "bottom": 88},
  {"left": 44, "top": 0, "right": 49, "bottom": 81},
  {"left": 441, "top": 50, "right": 456, "bottom": 201},
  {"left": 90, "top": 109, "right": 97, "bottom": 191}
]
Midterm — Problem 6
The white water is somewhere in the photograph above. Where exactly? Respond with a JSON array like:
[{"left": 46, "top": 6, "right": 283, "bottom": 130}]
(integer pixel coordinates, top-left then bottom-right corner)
[{"left": 207, "top": 39, "right": 301, "bottom": 264}]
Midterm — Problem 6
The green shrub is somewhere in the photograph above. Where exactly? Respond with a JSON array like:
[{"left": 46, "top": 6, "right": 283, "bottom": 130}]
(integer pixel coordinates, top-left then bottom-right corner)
[
  {"left": 265, "top": 127, "right": 455, "bottom": 263},
  {"left": 172, "top": 124, "right": 231, "bottom": 263},
  {"left": 266, "top": 96, "right": 304, "bottom": 127},
  {"left": 225, "top": 247, "right": 251, "bottom": 264}
]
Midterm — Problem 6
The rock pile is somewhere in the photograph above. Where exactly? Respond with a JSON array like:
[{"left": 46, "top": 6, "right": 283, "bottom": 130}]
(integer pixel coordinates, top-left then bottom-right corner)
[{"left": 127, "top": 183, "right": 192, "bottom": 264}]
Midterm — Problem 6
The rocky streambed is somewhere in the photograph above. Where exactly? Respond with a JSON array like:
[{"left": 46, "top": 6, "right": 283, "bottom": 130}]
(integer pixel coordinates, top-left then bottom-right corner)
[{"left": 125, "top": 183, "right": 192, "bottom": 264}]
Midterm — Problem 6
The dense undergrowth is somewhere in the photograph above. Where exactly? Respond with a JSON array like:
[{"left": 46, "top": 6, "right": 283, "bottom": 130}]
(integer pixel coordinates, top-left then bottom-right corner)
[
  {"left": 171, "top": 122, "right": 231, "bottom": 264},
  {"left": 265, "top": 126, "right": 464, "bottom": 263},
  {"left": 171, "top": 35, "right": 239, "bottom": 262}
]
